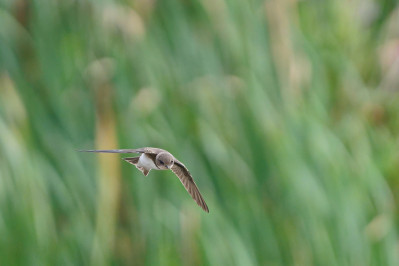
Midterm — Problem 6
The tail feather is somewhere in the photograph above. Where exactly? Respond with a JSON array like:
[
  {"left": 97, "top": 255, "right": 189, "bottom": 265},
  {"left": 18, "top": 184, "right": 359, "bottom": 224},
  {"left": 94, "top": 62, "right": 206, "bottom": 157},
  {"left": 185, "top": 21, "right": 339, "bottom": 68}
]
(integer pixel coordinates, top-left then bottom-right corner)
[
  {"left": 123, "top": 157, "right": 150, "bottom": 176},
  {"left": 123, "top": 157, "right": 140, "bottom": 165}
]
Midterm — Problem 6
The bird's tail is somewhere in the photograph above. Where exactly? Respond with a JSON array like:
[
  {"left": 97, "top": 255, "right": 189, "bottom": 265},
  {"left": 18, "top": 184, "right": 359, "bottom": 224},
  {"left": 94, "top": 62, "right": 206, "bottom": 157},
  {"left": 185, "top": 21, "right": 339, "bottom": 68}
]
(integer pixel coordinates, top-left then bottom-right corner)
[
  {"left": 123, "top": 157, "right": 150, "bottom": 176},
  {"left": 123, "top": 157, "right": 140, "bottom": 165}
]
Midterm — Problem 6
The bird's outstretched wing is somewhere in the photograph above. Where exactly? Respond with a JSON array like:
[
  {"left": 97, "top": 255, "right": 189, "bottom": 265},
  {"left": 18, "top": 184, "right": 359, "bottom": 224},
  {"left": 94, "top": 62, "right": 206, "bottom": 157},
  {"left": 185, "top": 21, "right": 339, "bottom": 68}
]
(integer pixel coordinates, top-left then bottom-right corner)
[
  {"left": 171, "top": 159, "right": 209, "bottom": 213},
  {"left": 79, "top": 147, "right": 165, "bottom": 154}
]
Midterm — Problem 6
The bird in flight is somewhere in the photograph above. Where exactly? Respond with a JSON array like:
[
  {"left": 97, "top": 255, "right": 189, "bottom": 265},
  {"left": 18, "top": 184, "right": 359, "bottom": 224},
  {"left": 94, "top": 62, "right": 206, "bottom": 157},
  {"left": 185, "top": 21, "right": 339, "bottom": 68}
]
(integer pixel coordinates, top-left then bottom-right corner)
[{"left": 80, "top": 147, "right": 209, "bottom": 213}]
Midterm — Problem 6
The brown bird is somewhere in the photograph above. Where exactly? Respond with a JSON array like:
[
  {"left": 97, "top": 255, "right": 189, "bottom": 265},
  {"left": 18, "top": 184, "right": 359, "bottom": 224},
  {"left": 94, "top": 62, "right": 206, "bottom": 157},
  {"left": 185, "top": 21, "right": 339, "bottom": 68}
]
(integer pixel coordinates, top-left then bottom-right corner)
[{"left": 80, "top": 147, "right": 209, "bottom": 213}]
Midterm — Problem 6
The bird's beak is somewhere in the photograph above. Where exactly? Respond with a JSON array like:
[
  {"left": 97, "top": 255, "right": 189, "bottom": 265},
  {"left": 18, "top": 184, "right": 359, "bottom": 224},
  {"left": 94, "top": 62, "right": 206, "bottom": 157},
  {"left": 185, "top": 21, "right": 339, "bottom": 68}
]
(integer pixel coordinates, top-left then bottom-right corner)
[{"left": 167, "top": 165, "right": 171, "bottom": 169}]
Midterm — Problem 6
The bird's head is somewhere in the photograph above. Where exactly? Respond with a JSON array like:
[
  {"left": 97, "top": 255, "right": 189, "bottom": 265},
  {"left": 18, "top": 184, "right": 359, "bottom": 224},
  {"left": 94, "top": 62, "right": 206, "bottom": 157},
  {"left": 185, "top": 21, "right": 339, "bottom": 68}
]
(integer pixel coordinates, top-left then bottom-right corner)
[{"left": 156, "top": 152, "right": 174, "bottom": 169}]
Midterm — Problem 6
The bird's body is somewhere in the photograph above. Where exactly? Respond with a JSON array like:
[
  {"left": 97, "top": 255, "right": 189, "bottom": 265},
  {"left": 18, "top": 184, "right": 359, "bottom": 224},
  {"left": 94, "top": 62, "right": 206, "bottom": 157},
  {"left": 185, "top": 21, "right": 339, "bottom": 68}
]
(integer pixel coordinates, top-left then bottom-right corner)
[
  {"left": 137, "top": 153, "right": 158, "bottom": 170},
  {"left": 79, "top": 147, "right": 209, "bottom": 213}
]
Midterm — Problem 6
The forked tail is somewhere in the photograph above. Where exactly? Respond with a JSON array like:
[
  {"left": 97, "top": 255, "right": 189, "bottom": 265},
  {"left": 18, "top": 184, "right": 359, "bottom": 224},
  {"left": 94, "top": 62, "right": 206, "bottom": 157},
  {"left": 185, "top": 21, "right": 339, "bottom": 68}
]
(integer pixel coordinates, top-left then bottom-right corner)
[
  {"left": 123, "top": 157, "right": 150, "bottom": 176},
  {"left": 123, "top": 157, "right": 140, "bottom": 165}
]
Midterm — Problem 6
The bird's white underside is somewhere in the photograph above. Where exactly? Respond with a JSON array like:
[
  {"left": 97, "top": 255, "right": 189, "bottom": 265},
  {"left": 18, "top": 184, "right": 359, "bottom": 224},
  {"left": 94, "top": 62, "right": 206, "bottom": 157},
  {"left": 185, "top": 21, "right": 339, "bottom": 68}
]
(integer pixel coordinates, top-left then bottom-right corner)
[{"left": 137, "top": 153, "right": 158, "bottom": 170}]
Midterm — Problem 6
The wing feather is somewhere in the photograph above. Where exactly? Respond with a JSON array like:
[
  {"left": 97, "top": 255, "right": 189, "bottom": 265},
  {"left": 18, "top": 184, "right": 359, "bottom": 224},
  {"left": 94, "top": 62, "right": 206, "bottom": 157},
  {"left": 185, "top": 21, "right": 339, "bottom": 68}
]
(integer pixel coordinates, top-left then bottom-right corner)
[
  {"left": 171, "top": 160, "right": 209, "bottom": 213},
  {"left": 79, "top": 147, "right": 165, "bottom": 154}
]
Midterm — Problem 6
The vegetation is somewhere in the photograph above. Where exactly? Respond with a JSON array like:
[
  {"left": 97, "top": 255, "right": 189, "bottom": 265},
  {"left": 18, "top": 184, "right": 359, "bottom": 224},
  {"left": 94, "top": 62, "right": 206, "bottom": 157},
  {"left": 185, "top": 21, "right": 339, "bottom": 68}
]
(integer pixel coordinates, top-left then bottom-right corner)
[{"left": 0, "top": 0, "right": 399, "bottom": 265}]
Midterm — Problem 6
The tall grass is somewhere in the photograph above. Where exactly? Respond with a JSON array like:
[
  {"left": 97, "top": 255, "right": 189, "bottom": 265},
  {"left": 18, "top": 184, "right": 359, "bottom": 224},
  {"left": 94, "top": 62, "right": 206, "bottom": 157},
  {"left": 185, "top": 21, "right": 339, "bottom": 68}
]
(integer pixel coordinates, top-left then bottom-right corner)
[{"left": 0, "top": 0, "right": 399, "bottom": 265}]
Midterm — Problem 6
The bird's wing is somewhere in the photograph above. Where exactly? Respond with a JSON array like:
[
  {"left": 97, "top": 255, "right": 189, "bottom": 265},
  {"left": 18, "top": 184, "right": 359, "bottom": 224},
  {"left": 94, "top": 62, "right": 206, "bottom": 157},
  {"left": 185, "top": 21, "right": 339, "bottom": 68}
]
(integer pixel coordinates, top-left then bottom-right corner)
[
  {"left": 79, "top": 147, "right": 164, "bottom": 154},
  {"left": 171, "top": 159, "right": 209, "bottom": 213}
]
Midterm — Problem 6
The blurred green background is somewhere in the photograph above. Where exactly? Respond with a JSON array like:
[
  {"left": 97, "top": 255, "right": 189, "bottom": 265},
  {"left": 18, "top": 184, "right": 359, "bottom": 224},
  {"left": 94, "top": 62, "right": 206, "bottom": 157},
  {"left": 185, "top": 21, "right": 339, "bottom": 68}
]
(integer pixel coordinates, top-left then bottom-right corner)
[{"left": 1, "top": 0, "right": 399, "bottom": 265}]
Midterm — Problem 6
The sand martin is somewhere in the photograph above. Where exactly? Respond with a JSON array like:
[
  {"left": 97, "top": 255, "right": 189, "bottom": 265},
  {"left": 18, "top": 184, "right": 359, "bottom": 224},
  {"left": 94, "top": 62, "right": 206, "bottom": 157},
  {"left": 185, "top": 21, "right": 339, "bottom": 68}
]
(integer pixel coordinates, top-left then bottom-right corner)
[{"left": 80, "top": 147, "right": 209, "bottom": 213}]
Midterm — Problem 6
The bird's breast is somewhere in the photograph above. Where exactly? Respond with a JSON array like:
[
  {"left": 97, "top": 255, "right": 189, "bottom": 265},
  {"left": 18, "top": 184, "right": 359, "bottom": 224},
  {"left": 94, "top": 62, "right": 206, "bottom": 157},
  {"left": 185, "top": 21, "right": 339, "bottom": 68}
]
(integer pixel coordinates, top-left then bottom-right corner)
[{"left": 138, "top": 154, "right": 158, "bottom": 170}]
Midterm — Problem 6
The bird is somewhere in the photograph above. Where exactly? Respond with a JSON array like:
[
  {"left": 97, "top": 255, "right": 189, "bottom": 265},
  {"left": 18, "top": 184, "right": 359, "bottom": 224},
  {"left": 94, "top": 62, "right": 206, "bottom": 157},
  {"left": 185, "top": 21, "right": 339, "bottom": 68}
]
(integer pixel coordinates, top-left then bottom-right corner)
[{"left": 79, "top": 147, "right": 209, "bottom": 213}]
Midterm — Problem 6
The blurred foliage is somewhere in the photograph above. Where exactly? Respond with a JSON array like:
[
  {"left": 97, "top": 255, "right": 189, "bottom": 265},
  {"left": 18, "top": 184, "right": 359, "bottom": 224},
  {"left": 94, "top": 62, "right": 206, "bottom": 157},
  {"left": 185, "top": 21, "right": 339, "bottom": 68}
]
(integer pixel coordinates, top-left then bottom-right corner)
[{"left": 1, "top": 0, "right": 399, "bottom": 265}]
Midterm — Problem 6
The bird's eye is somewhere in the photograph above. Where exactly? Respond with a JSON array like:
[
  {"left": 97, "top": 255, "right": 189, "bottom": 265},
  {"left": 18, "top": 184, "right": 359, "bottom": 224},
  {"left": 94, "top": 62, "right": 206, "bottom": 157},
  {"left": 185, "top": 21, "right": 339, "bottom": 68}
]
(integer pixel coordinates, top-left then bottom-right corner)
[{"left": 160, "top": 161, "right": 164, "bottom": 165}]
